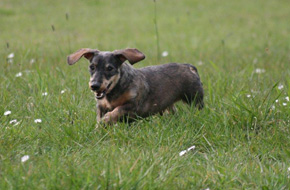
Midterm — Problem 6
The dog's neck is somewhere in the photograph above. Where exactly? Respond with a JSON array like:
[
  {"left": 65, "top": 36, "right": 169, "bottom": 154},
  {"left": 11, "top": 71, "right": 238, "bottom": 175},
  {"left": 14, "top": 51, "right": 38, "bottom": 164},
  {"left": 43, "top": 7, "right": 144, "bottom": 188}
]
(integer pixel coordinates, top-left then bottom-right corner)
[{"left": 105, "top": 62, "right": 137, "bottom": 101}]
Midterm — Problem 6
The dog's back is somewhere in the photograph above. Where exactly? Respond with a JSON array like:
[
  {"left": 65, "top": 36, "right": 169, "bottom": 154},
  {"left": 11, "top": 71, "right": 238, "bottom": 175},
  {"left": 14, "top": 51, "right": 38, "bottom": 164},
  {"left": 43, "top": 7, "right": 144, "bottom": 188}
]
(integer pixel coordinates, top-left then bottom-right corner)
[{"left": 136, "top": 63, "right": 204, "bottom": 115}]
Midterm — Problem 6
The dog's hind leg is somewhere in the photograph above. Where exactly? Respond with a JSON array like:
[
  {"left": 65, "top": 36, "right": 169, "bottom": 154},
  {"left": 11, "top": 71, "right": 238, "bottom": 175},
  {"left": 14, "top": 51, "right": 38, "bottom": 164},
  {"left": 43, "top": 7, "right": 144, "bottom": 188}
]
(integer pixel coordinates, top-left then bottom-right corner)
[
  {"left": 182, "top": 92, "right": 204, "bottom": 110},
  {"left": 183, "top": 65, "right": 204, "bottom": 110},
  {"left": 195, "top": 95, "right": 204, "bottom": 110},
  {"left": 159, "top": 104, "right": 177, "bottom": 115},
  {"left": 166, "top": 104, "right": 177, "bottom": 114}
]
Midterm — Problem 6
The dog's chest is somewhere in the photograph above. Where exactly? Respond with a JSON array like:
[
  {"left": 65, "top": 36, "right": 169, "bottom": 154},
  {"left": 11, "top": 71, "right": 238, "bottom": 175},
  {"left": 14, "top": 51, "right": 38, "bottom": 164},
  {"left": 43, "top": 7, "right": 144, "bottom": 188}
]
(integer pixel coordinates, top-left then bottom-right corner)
[{"left": 97, "top": 90, "right": 136, "bottom": 110}]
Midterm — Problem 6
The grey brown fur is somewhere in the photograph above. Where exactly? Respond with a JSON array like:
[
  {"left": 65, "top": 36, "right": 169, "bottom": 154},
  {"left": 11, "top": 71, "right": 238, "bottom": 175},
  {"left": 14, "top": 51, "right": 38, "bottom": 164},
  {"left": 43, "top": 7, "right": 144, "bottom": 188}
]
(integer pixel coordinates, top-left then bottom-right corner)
[{"left": 67, "top": 48, "right": 204, "bottom": 125}]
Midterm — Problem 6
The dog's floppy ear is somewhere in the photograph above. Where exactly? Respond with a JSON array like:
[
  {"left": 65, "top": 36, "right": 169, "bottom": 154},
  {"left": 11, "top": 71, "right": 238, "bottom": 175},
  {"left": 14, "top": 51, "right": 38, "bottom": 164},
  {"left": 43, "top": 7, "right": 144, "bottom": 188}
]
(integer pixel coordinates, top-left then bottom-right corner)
[
  {"left": 67, "top": 48, "right": 99, "bottom": 65},
  {"left": 113, "top": 48, "right": 145, "bottom": 65}
]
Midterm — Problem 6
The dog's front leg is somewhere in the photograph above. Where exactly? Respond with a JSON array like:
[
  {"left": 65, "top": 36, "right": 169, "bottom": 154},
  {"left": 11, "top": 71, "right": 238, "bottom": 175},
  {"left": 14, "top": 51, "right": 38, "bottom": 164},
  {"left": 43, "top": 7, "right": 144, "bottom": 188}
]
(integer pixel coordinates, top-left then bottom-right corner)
[
  {"left": 96, "top": 108, "right": 102, "bottom": 123},
  {"left": 96, "top": 105, "right": 106, "bottom": 128},
  {"left": 101, "top": 104, "right": 134, "bottom": 124}
]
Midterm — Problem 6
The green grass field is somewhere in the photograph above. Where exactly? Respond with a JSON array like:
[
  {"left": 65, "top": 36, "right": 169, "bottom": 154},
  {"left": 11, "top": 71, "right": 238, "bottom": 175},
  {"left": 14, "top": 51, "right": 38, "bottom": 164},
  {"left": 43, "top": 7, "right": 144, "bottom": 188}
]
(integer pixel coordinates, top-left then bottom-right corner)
[{"left": 1, "top": 0, "right": 290, "bottom": 189}]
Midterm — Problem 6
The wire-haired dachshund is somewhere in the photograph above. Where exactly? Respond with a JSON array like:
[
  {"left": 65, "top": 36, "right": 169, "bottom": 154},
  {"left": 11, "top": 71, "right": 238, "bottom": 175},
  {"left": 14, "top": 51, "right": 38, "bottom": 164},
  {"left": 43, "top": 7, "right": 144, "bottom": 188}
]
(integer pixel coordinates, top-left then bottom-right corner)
[{"left": 67, "top": 48, "right": 204, "bottom": 125}]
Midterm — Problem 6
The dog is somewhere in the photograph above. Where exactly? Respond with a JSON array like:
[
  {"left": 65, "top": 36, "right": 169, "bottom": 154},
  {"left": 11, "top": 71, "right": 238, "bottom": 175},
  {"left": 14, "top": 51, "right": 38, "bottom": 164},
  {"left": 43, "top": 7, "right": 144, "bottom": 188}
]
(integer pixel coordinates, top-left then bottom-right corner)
[{"left": 67, "top": 48, "right": 204, "bottom": 124}]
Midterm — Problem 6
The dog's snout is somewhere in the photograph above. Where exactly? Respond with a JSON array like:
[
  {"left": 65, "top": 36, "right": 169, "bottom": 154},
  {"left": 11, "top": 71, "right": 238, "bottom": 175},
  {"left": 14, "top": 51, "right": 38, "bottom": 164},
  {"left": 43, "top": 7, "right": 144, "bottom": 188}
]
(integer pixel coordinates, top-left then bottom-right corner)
[{"left": 90, "top": 82, "right": 101, "bottom": 91}]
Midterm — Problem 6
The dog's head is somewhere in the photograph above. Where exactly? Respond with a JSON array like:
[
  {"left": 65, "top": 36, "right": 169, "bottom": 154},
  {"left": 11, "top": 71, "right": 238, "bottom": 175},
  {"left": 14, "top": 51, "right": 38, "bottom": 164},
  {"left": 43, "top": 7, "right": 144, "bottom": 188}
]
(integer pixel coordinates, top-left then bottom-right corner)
[{"left": 67, "top": 48, "right": 145, "bottom": 99}]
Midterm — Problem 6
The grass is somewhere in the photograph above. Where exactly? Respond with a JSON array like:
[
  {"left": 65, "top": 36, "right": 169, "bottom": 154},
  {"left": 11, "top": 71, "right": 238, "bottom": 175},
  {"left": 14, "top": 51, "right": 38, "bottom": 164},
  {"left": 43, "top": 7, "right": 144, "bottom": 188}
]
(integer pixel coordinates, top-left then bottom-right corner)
[{"left": 1, "top": 0, "right": 290, "bottom": 189}]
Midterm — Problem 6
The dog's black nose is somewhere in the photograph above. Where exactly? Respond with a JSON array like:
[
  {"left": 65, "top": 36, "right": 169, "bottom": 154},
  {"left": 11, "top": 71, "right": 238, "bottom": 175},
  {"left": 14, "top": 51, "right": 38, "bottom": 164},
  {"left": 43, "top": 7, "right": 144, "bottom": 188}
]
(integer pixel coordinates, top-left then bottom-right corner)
[{"left": 90, "top": 82, "right": 101, "bottom": 91}]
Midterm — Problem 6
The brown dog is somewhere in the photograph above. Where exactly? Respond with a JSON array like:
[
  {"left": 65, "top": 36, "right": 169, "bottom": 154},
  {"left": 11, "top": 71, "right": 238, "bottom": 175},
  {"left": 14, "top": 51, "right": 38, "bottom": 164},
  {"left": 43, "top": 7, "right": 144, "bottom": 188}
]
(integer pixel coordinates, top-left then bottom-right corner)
[{"left": 67, "top": 48, "right": 204, "bottom": 124}]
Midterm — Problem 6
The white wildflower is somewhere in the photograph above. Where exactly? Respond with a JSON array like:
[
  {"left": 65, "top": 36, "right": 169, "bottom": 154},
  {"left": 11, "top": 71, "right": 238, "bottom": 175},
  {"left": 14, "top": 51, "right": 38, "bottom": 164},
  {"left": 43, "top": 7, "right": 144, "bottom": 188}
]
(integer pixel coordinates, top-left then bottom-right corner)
[
  {"left": 4, "top": 111, "right": 11, "bottom": 116},
  {"left": 179, "top": 145, "right": 196, "bottom": 156},
  {"left": 42, "top": 92, "right": 48, "bottom": 96},
  {"left": 255, "top": 68, "right": 265, "bottom": 74},
  {"left": 9, "top": 119, "right": 20, "bottom": 126},
  {"left": 246, "top": 94, "right": 251, "bottom": 98},
  {"left": 179, "top": 150, "right": 187, "bottom": 156},
  {"left": 197, "top": 60, "right": 203, "bottom": 66},
  {"left": 61, "top": 90, "right": 66, "bottom": 94},
  {"left": 30, "top": 59, "right": 35, "bottom": 64},
  {"left": 21, "top": 155, "right": 30, "bottom": 163},
  {"left": 24, "top": 70, "right": 33, "bottom": 74},
  {"left": 278, "top": 84, "right": 284, "bottom": 90},
  {"left": 7, "top": 53, "right": 14, "bottom": 59},
  {"left": 275, "top": 99, "right": 279, "bottom": 103},
  {"left": 34, "top": 119, "right": 42, "bottom": 123},
  {"left": 9, "top": 119, "right": 17, "bottom": 124},
  {"left": 7, "top": 53, "right": 14, "bottom": 64},
  {"left": 161, "top": 51, "right": 169, "bottom": 57},
  {"left": 271, "top": 105, "right": 275, "bottom": 110},
  {"left": 253, "top": 58, "right": 258, "bottom": 64},
  {"left": 204, "top": 188, "right": 210, "bottom": 190},
  {"left": 285, "top": 96, "right": 289, "bottom": 102},
  {"left": 288, "top": 167, "right": 290, "bottom": 172},
  {"left": 283, "top": 103, "right": 287, "bottom": 106},
  {"left": 15, "top": 72, "right": 22, "bottom": 77}
]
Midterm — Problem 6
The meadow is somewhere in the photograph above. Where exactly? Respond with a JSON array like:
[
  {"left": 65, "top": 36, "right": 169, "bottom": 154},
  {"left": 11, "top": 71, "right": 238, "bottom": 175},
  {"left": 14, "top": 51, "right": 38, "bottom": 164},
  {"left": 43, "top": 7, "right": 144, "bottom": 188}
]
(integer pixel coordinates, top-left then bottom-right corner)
[{"left": 0, "top": 0, "right": 290, "bottom": 189}]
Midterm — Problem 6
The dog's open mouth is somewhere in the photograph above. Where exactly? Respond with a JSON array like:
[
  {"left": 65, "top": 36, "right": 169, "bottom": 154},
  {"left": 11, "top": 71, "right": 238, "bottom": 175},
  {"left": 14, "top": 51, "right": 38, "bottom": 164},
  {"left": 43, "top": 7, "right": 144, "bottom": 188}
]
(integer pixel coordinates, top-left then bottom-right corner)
[{"left": 95, "top": 83, "right": 112, "bottom": 99}]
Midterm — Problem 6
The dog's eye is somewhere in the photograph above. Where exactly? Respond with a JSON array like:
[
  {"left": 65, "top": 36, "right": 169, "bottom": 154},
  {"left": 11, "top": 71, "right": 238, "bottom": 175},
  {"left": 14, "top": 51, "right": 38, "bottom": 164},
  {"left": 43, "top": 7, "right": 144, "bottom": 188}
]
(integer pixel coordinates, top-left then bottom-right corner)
[
  {"left": 106, "top": 66, "right": 113, "bottom": 72},
  {"left": 89, "top": 65, "right": 95, "bottom": 70}
]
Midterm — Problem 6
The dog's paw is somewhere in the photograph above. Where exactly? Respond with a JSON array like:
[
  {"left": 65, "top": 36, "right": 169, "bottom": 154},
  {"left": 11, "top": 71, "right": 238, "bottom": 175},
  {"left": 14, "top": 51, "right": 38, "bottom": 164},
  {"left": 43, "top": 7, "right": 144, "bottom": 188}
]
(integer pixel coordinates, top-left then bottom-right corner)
[
  {"left": 102, "top": 113, "right": 111, "bottom": 123},
  {"left": 101, "top": 113, "right": 118, "bottom": 125},
  {"left": 95, "top": 118, "right": 108, "bottom": 129}
]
